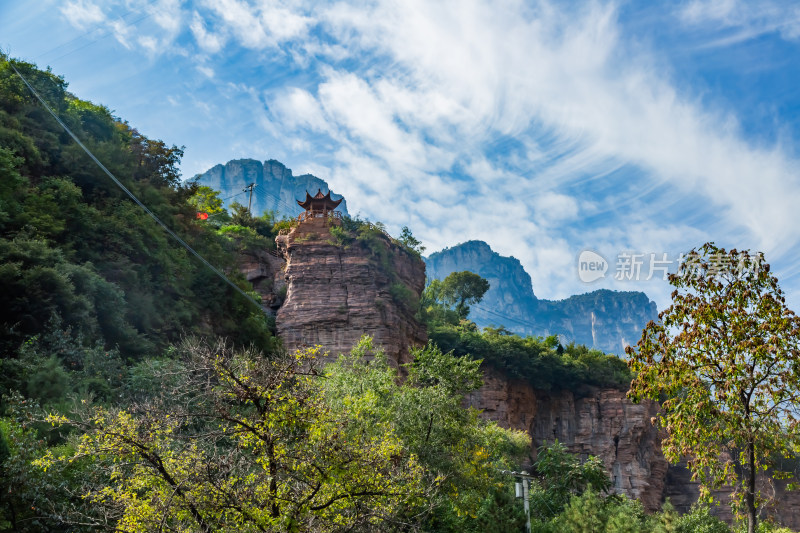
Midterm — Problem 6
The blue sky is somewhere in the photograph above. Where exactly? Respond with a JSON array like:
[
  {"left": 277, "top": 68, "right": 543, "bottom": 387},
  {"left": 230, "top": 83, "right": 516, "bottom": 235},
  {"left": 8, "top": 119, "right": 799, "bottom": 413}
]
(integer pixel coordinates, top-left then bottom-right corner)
[{"left": 3, "top": 0, "right": 800, "bottom": 310}]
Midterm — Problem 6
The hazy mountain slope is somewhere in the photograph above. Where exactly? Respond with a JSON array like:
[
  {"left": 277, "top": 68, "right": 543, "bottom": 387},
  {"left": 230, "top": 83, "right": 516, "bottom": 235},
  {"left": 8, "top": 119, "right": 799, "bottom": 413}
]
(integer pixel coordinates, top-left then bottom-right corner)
[{"left": 425, "top": 241, "right": 657, "bottom": 354}]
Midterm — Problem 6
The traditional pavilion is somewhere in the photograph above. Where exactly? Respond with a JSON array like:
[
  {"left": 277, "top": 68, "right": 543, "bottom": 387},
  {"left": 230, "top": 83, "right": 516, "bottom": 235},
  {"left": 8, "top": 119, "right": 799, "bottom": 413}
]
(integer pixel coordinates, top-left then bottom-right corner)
[{"left": 297, "top": 189, "right": 342, "bottom": 216}]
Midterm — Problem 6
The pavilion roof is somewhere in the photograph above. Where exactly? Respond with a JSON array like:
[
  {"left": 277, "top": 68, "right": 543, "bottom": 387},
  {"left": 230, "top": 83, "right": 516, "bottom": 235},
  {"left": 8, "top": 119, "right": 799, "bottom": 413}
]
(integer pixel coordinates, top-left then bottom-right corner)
[{"left": 297, "top": 189, "right": 343, "bottom": 211}]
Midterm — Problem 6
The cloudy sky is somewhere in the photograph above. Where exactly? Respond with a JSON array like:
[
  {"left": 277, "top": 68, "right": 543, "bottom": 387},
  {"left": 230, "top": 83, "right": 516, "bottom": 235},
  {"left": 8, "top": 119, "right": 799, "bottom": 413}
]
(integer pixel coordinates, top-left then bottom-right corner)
[{"left": 3, "top": 0, "right": 800, "bottom": 310}]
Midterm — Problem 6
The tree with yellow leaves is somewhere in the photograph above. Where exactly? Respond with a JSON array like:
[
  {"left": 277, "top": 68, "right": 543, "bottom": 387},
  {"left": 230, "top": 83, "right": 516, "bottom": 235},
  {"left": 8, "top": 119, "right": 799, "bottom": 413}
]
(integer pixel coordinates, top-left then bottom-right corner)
[{"left": 38, "top": 339, "right": 425, "bottom": 532}]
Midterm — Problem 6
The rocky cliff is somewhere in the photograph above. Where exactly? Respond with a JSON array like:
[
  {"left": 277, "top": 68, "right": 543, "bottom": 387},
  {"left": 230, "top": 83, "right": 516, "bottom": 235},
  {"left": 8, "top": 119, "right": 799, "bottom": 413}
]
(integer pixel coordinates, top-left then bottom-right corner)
[
  {"left": 193, "top": 159, "right": 348, "bottom": 219},
  {"left": 274, "top": 216, "right": 427, "bottom": 366},
  {"left": 470, "top": 365, "right": 800, "bottom": 527},
  {"left": 425, "top": 241, "right": 657, "bottom": 354},
  {"left": 467, "top": 367, "right": 668, "bottom": 511},
  {"left": 256, "top": 226, "right": 667, "bottom": 507}
]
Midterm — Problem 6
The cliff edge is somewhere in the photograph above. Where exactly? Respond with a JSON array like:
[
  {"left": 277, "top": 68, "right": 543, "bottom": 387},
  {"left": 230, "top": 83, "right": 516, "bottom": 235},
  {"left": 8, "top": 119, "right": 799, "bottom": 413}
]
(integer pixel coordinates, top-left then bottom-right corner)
[{"left": 274, "top": 216, "right": 427, "bottom": 365}]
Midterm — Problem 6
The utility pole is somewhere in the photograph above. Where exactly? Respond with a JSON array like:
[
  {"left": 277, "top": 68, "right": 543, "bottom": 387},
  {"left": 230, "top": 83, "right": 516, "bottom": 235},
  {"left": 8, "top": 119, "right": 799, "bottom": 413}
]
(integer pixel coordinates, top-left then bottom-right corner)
[
  {"left": 501, "top": 470, "right": 532, "bottom": 533},
  {"left": 243, "top": 183, "right": 257, "bottom": 215}
]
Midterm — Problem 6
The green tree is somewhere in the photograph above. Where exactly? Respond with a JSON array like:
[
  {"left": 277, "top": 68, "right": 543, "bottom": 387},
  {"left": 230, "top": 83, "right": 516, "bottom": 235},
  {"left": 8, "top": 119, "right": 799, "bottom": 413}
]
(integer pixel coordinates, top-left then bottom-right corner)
[
  {"left": 529, "top": 441, "right": 611, "bottom": 520},
  {"left": 398, "top": 226, "right": 425, "bottom": 255},
  {"left": 675, "top": 504, "right": 730, "bottom": 533},
  {"left": 439, "top": 271, "right": 490, "bottom": 318},
  {"left": 323, "top": 337, "right": 531, "bottom": 532},
  {"left": 188, "top": 185, "right": 226, "bottom": 215},
  {"left": 0, "top": 398, "right": 101, "bottom": 532},
  {"left": 39, "top": 339, "right": 424, "bottom": 532},
  {"left": 627, "top": 243, "right": 800, "bottom": 533},
  {"left": 548, "top": 490, "right": 677, "bottom": 533}
]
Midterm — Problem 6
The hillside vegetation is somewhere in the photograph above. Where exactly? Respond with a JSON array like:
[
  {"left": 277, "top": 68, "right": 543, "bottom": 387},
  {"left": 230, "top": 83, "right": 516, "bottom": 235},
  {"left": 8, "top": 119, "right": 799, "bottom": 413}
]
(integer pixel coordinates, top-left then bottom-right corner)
[
  {"left": 0, "top": 56, "right": 275, "bottom": 365},
  {"left": 0, "top": 57, "right": 532, "bottom": 533},
  {"left": 419, "top": 273, "right": 633, "bottom": 393}
]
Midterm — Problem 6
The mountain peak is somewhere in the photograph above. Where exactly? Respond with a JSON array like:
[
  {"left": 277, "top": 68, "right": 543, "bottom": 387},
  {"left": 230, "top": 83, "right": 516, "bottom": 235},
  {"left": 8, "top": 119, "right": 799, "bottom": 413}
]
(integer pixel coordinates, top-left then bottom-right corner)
[
  {"left": 193, "top": 158, "right": 348, "bottom": 219},
  {"left": 426, "top": 240, "right": 657, "bottom": 354}
]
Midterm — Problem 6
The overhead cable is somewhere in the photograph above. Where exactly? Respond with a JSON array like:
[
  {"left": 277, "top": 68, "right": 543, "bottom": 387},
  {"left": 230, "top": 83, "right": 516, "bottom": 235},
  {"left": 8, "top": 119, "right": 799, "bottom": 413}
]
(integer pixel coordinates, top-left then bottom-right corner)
[{"left": 8, "top": 61, "right": 265, "bottom": 313}]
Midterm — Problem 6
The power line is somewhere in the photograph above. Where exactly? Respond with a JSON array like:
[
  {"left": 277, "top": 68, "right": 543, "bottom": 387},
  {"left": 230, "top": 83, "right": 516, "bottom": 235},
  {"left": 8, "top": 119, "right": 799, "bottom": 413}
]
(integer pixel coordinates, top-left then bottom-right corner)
[
  {"left": 8, "top": 61, "right": 265, "bottom": 314},
  {"left": 254, "top": 186, "right": 297, "bottom": 214},
  {"left": 471, "top": 302, "right": 539, "bottom": 330},
  {"left": 221, "top": 190, "right": 247, "bottom": 202},
  {"left": 252, "top": 186, "right": 301, "bottom": 217}
]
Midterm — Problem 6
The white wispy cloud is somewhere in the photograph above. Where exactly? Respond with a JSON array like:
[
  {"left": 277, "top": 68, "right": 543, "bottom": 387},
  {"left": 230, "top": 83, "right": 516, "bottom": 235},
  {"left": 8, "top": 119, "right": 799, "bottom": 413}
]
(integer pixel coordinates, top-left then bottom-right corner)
[
  {"left": 679, "top": 0, "right": 800, "bottom": 43},
  {"left": 60, "top": 0, "right": 106, "bottom": 30},
  {"left": 52, "top": 0, "right": 800, "bottom": 306},
  {"left": 199, "top": 0, "right": 313, "bottom": 50},
  {"left": 190, "top": 11, "right": 225, "bottom": 53},
  {"left": 60, "top": 0, "right": 186, "bottom": 56}
]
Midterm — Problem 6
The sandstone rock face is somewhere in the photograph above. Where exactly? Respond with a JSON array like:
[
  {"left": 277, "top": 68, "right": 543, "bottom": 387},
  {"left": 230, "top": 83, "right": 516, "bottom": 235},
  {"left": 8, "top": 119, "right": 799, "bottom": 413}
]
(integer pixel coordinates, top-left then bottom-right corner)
[
  {"left": 193, "top": 159, "right": 348, "bottom": 219},
  {"left": 664, "top": 458, "right": 800, "bottom": 528},
  {"left": 237, "top": 249, "right": 287, "bottom": 313},
  {"left": 425, "top": 241, "right": 657, "bottom": 354},
  {"left": 467, "top": 368, "right": 668, "bottom": 511},
  {"left": 471, "top": 368, "right": 800, "bottom": 526},
  {"left": 275, "top": 217, "right": 426, "bottom": 365}
]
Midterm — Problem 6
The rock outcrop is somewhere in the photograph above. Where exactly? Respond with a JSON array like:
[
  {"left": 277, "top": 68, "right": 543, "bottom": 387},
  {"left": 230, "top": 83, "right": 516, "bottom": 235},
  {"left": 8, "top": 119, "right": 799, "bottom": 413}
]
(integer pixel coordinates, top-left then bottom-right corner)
[
  {"left": 470, "top": 366, "right": 800, "bottom": 528},
  {"left": 237, "top": 248, "right": 287, "bottom": 313},
  {"left": 275, "top": 216, "right": 426, "bottom": 365},
  {"left": 193, "top": 159, "right": 348, "bottom": 219},
  {"left": 425, "top": 240, "right": 657, "bottom": 354},
  {"left": 467, "top": 367, "right": 668, "bottom": 511}
]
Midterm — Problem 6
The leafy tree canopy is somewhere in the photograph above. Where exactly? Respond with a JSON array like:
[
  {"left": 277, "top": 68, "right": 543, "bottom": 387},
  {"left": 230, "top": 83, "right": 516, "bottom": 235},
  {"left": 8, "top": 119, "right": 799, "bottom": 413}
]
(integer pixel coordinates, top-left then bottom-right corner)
[
  {"left": 398, "top": 226, "right": 425, "bottom": 256},
  {"left": 323, "top": 336, "right": 531, "bottom": 532},
  {"left": 188, "top": 185, "right": 227, "bottom": 215},
  {"left": 428, "top": 323, "right": 632, "bottom": 392},
  {"left": 627, "top": 243, "right": 800, "bottom": 533},
  {"left": 38, "top": 339, "right": 426, "bottom": 532},
  {"left": 423, "top": 271, "right": 490, "bottom": 320}
]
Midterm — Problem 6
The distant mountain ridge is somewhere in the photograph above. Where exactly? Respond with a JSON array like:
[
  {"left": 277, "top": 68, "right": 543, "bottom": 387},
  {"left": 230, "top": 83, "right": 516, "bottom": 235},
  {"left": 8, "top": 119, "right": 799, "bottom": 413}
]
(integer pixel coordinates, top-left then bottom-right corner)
[
  {"left": 425, "top": 240, "right": 657, "bottom": 354},
  {"left": 193, "top": 159, "right": 348, "bottom": 219}
]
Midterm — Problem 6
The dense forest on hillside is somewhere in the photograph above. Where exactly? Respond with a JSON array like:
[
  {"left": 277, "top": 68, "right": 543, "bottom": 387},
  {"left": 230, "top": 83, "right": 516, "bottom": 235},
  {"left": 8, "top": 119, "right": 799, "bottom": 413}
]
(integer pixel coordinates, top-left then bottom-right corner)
[
  {"left": 0, "top": 57, "right": 276, "bottom": 361},
  {"left": 1, "top": 57, "right": 790, "bottom": 532}
]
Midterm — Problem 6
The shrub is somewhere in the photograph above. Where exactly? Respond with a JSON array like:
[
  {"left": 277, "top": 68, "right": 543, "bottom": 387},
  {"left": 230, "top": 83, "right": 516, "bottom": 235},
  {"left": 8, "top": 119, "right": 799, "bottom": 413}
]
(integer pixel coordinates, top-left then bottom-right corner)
[
  {"left": 428, "top": 324, "right": 633, "bottom": 392},
  {"left": 216, "top": 224, "right": 272, "bottom": 252},
  {"left": 675, "top": 503, "right": 730, "bottom": 533},
  {"left": 390, "top": 281, "right": 419, "bottom": 311}
]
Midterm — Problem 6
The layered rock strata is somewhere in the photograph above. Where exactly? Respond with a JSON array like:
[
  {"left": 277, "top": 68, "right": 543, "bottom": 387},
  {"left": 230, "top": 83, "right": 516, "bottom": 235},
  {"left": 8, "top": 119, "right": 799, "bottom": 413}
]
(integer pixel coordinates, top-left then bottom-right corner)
[
  {"left": 467, "top": 367, "right": 668, "bottom": 511},
  {"left": 275, "top": 216, "right": 427, "bottom": 365}
]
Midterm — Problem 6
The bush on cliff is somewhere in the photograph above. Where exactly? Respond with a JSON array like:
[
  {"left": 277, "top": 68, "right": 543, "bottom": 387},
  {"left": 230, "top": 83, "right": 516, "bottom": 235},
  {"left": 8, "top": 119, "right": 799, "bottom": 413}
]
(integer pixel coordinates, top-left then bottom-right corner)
[
  {"left": 427, "top": 322, "right": 632, "bottom": 392},
  {"left": 421, "top": 272, "right": 631, "bottom": 391}
]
